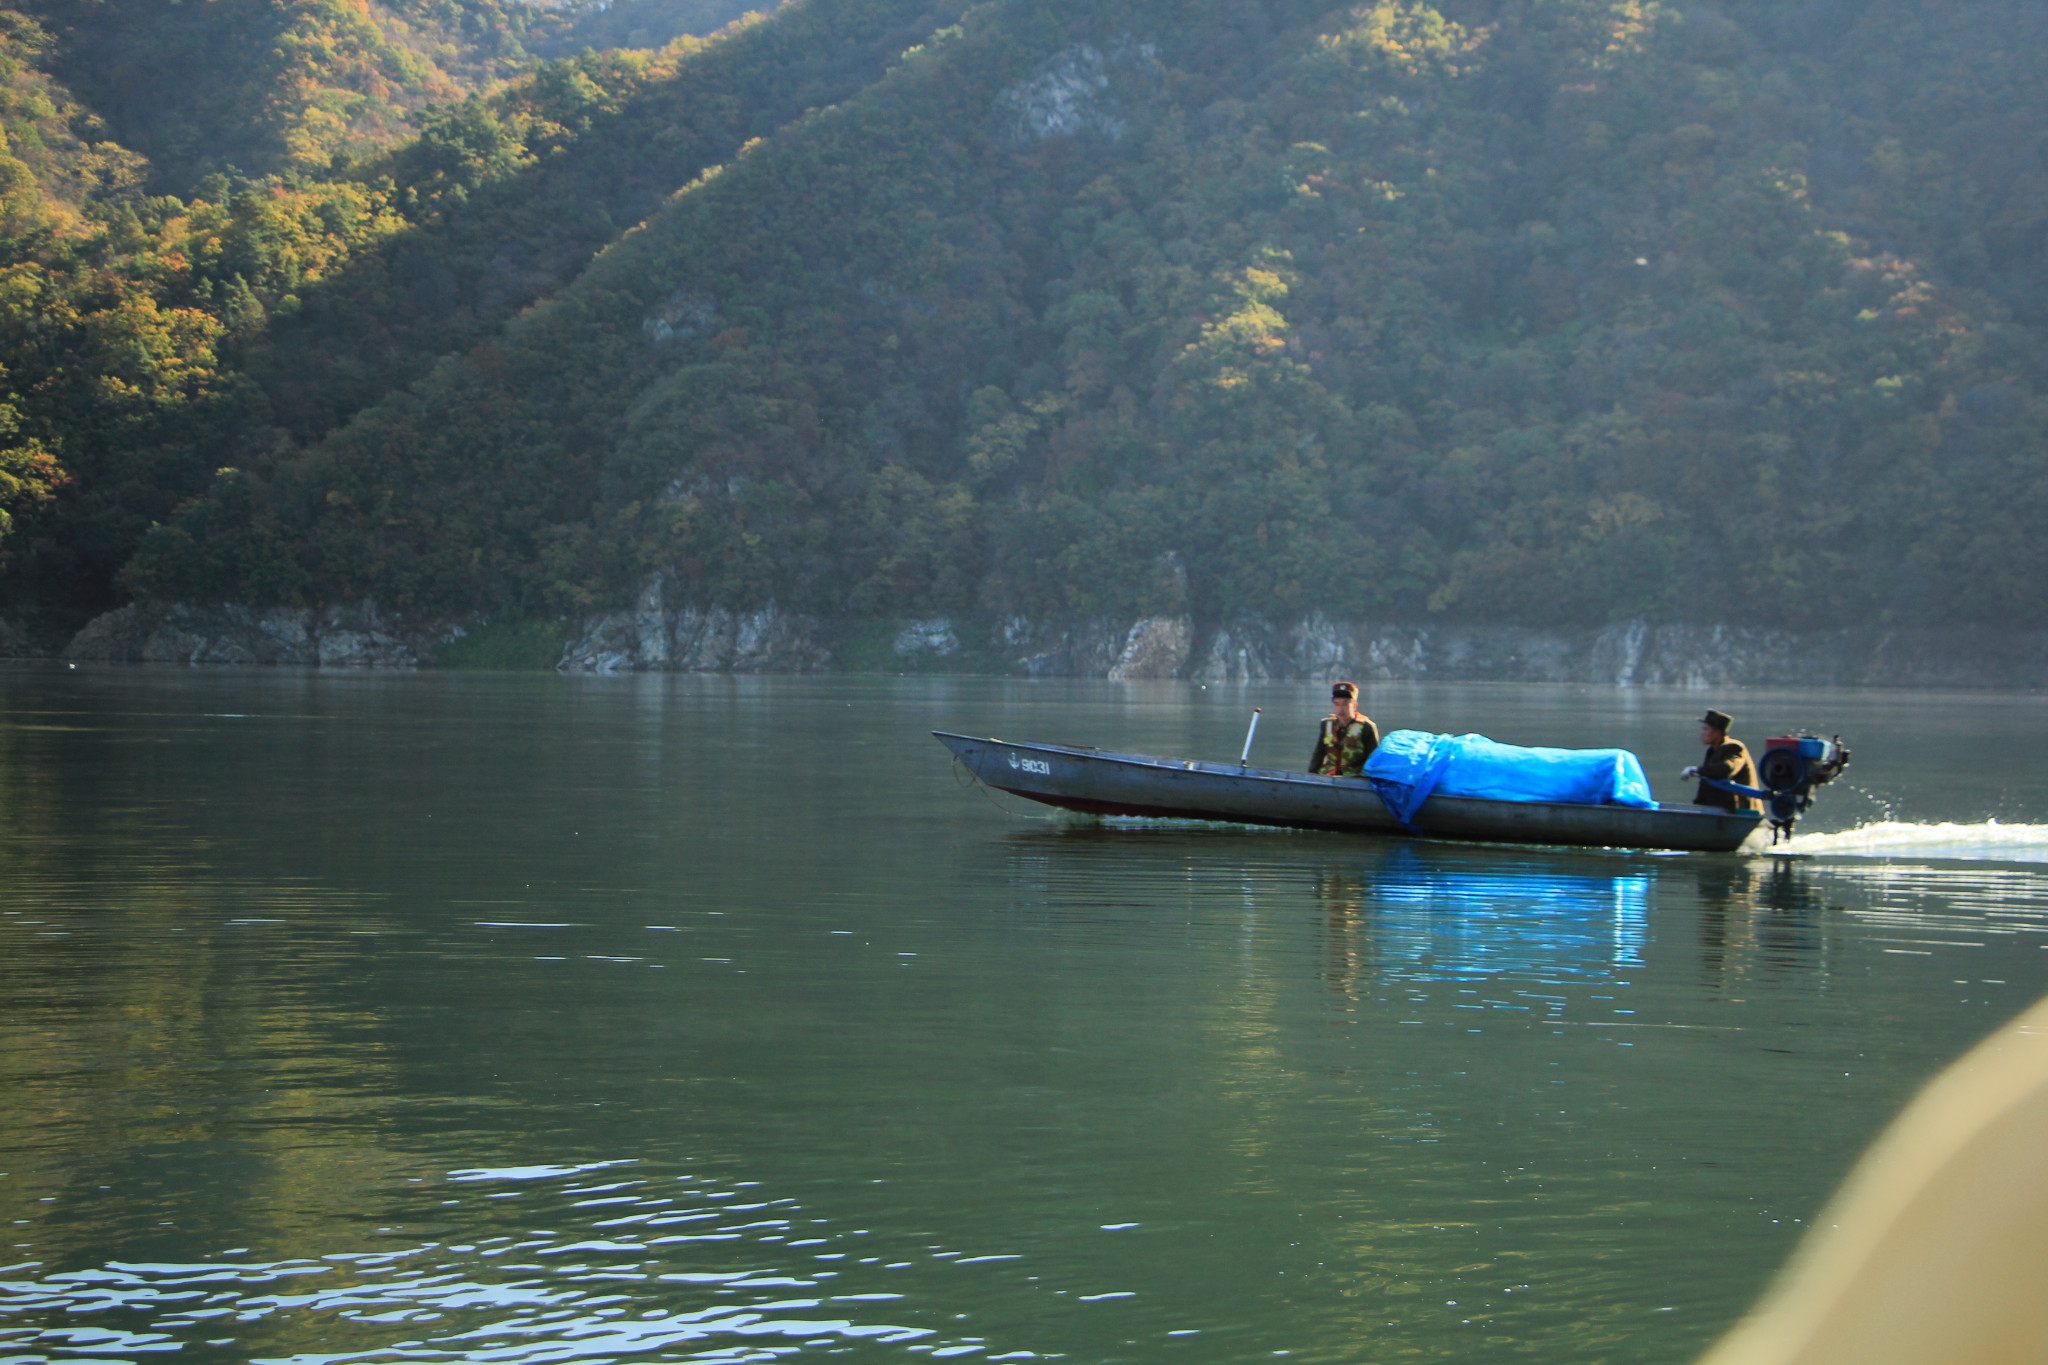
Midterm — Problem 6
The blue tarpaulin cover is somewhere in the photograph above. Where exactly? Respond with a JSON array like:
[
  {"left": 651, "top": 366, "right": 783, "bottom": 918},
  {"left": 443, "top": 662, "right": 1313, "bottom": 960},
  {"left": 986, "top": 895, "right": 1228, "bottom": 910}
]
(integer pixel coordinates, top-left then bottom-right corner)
[{"left": 1361, "top": 729, "right": 1658, "bottom": 825}]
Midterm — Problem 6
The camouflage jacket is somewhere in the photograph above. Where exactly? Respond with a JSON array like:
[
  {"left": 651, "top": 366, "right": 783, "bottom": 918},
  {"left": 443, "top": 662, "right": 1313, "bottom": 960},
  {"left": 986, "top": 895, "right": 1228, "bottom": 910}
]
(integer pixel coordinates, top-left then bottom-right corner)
[{"left": 1310, "top": 716, "right": 1380, "bottom": 777}]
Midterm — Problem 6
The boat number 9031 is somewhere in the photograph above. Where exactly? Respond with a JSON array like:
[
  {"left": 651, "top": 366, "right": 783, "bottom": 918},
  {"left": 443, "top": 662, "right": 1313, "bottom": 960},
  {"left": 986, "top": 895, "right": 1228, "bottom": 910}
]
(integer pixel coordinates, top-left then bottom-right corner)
[{"left": 1007, "top": 754, "right": 1052, "bottom": 776}]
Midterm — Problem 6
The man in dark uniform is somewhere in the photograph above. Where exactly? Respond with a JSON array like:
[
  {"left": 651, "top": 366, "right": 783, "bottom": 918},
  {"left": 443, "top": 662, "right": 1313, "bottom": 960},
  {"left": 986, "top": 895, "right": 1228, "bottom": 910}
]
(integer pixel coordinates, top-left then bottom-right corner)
[
  {"left": 1683, "top": 708, "right": 1760, "bottom": 812},
  {"left": 1309, "top": 681, "right": 1380, "bottom": 777}
]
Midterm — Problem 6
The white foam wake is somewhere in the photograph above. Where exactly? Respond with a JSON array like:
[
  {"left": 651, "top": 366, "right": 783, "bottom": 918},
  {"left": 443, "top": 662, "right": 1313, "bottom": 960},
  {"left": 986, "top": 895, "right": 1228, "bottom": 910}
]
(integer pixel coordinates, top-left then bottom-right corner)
[{"left": 1769, "top": 819, "right": 2048, "bottom": 861}]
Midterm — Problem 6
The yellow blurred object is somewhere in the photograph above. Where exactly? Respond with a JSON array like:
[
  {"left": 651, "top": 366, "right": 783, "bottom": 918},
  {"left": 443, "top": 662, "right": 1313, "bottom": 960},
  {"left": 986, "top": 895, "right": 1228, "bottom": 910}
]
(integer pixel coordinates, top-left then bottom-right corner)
[{"left": 1697, "top": 993, "right": 2048, "bottom": 1365}]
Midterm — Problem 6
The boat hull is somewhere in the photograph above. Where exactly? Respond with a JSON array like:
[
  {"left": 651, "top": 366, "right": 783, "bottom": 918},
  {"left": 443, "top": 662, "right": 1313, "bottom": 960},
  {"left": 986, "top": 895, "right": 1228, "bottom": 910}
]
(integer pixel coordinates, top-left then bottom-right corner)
[{"left": 934, "top": 732, "right": 1762, "bottom": 853}]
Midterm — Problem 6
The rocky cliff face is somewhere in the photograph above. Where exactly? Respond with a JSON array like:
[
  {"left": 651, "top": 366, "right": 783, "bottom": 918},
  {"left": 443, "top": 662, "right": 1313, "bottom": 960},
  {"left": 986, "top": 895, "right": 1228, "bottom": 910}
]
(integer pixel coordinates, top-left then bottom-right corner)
[
  {"left": 61, "top": 602, "right": 468, "bottom": 667},
  {"left": 556, "top": 577, "right": 831, "bottom": 674},
  {"left": 885, "top": 612, "right": 2048, "bottom": 690},
  {"left": 53, "top": 593, "right": 2048, "bottom": 689}
]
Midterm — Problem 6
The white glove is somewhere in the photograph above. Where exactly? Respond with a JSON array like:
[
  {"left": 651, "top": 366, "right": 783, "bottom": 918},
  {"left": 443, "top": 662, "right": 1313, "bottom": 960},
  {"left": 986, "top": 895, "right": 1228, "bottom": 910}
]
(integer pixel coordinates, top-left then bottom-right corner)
[{"left": 1681, "top": 765, "right": 1700, "bottom": 779}]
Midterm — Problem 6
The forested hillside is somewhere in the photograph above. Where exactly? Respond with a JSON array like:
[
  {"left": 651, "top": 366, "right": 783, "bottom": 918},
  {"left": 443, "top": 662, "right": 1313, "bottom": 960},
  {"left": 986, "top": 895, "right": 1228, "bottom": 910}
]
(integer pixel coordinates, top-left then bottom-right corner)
[
  {"left": 0, "top": 0, "right": 932, "bottom": 636},
  {"left": 15, "top": 0, "right": 768, "bottom": 187},
  {"left": 10, "top": 0, "right": 2048, "bottom": 648}
]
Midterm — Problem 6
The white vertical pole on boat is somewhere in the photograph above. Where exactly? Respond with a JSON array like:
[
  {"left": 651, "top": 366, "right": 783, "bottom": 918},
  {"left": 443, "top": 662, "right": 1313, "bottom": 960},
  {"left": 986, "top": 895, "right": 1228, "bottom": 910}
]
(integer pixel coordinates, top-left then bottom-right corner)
[{"left": 1239, "top": 708, "right": 1262, "bottom": 767}]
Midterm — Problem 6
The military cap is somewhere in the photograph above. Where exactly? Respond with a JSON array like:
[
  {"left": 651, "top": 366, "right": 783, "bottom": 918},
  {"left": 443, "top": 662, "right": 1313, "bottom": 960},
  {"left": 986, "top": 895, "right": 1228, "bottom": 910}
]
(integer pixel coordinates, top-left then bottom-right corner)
[{"left": 1702, "top": 708, "right": 1734, "bottom": 732}]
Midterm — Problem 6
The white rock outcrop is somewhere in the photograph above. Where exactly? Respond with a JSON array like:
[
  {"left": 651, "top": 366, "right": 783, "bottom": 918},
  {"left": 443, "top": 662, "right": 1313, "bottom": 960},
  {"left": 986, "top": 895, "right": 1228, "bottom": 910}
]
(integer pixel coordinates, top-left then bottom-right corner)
[
  {"left": 556, "top": 576, "right": 831, "bottom": 673},
  {"left": 62, "top": 601, "right": 465, "bottom": 666},
  {"left": 1107, "top": 615, "right": 1193, "bottom": 680},
  {"left": 999, "top": 39, "right": 1160, "bottom": 142},
  {"left": 894, "top": 618, "right": 960, "bottom": 659},
  {"left": 997, "top": 614, "right": 1127, "bottom": 676},
  {"left": 1194, "top": 624, "right": 1272, "bottom": 682},
  {"left": 641, "top": 291, "right": 715, "bottom": 346}
]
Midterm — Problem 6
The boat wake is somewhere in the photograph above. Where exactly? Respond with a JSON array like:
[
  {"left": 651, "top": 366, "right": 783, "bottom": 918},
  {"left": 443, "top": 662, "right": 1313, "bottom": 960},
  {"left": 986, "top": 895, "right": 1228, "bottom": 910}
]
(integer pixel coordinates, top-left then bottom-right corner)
[{"left": 1769, "top": 819, "right": 2048, "bottom": 862}]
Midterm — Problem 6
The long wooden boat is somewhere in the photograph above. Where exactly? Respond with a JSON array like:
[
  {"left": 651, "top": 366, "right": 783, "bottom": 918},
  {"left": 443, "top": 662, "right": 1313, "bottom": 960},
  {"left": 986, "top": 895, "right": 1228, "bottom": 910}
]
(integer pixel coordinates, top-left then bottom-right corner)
[{"left": 934, "top": 731, "right": 1764, "bottom": 853}]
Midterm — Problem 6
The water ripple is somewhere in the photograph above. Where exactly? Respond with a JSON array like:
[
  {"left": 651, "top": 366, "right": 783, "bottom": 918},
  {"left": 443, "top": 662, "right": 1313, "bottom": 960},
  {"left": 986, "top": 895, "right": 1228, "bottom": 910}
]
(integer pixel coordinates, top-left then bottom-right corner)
[{"left": 0, "top": 1164, "right": 1034, "bottom": 1364}]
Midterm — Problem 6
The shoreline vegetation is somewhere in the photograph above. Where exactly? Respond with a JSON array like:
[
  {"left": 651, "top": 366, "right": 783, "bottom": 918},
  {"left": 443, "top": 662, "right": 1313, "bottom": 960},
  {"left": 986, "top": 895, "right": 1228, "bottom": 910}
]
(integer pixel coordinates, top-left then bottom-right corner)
[{"left": 3, "top": 2, "right": 2048, "bottom": 657}]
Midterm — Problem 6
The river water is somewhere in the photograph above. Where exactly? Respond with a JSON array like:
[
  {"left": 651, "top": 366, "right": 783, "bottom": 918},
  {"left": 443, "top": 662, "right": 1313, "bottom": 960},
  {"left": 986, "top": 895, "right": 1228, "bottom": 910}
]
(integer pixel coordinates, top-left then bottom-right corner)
[{"left": 4, "top": 667, "right": 2047, "bottom": 1365}]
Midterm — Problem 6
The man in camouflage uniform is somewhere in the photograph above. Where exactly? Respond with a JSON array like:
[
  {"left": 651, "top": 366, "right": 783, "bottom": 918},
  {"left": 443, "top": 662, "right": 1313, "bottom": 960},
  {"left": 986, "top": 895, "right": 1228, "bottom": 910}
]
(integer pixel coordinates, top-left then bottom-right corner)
[
  {"left": 1310, "top": 681, "right": 1380, "bottom": 777},
  {"left": 1683, "top": 708, "right": 1760, "bottom": 812}
]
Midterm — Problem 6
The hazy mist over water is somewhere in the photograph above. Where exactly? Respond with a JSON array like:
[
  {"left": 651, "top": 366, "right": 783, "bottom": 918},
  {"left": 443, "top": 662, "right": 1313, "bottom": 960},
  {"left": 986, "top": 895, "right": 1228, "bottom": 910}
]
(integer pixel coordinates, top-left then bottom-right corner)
[{"left": 4, "top": 667, "right": 2048, "bottom": 1364}]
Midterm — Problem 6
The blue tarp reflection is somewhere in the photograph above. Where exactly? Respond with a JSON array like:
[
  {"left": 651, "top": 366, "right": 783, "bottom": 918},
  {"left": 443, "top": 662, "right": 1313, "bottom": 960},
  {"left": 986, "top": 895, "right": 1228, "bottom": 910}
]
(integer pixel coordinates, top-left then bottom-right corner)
[{"left": 1350, "top": 849, "right": 1649, "bottom": 980}]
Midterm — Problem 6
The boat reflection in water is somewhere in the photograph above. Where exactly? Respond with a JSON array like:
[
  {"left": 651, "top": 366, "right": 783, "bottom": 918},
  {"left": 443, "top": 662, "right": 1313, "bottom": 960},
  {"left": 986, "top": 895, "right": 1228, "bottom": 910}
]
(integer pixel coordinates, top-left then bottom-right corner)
[
  {"left": 996, "top": 821, "right": 1834, "bottom": 994},
  {"left": 1318, "top": 845, "right": 1650, "bottom": 983},
  {"left": 1695, "top": 857, "right": 1835, "bottom": 987}
]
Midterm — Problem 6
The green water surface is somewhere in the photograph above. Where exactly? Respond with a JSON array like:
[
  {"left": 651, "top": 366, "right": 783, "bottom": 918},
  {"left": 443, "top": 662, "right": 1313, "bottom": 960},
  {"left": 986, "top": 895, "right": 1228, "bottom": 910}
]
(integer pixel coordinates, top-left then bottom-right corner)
[{"left": 4, "top": 668, "right": 2048, "bottom": 1364}]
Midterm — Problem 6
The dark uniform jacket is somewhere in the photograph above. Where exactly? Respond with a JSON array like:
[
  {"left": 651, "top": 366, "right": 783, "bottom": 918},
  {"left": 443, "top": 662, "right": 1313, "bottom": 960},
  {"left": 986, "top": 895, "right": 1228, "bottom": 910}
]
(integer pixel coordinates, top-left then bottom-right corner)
[
  {"left": 1694, "top": 739, "right": 1760, "bottom": 812},
  {"left": 1310, "top": 715, "right": 1380, "bottom": 777}
]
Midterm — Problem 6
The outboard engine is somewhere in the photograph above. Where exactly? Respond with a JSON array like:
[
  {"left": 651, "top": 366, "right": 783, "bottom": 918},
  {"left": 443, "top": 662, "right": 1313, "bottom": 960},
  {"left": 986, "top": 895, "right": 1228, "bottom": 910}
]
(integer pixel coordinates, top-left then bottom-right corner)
[{"left": 1756, "top": 734, "right": 1851, "bottom": 842}]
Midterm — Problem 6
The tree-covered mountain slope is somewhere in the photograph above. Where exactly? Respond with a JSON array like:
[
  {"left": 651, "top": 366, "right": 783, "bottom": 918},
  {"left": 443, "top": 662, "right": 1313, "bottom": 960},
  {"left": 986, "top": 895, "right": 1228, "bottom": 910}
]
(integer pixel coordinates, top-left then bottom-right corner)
[
  {"left": 125, "top": 0, "right": 2048, "bottom": 638},
  {"left": 15, "top": 0, "right": 767, "bottom": 191},
  {"left": 0, "top": 0, "right": 955, "bottom": 635},
  {"left": 248, "top": 0, "right": 978, "bottom": 444},
  {"left": 21, "top": 0, "right": 486, "bottom": 190},
  {"left": 529, "top": 0, "right": 774, "bottom": 58}
]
